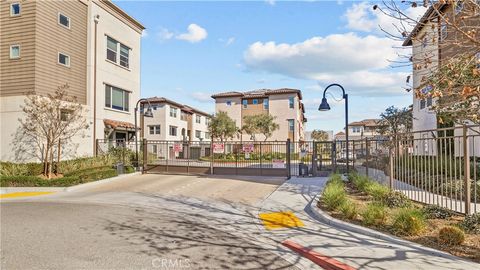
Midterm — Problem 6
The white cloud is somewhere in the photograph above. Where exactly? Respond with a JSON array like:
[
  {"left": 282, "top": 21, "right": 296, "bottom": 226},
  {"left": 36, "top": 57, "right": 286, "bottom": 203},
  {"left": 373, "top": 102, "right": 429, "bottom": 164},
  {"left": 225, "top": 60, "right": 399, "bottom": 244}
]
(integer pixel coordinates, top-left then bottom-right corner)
[
  {"left": 265, "top": 0, "right": 276, "bottom": 6},
  {"left": 219, "top": 37, "right": 235, "bottom": 46},
  {"left": 176, "top": 24, "right": 208, "bottom": 43},
  {"left": 157, "top": 28, "right": 174, "bottom": 41},
  {"left": 191, "top": 92, "right": 212, "bottom": 103},
  {"left": 141, "top": 30, "right": 148, "bottom": 38},
  {"left": 243, "top": 33, "right": 409, "bottom": 96},
  {"left": 344, "top": 1, "right": 426, "bottom": 34}
]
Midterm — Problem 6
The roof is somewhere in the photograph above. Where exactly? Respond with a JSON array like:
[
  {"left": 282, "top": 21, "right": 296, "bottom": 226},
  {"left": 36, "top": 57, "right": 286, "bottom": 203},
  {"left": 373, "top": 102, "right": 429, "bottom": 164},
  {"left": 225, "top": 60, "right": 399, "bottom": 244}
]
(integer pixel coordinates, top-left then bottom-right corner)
[
  {"left": 335, "top": 132, "right": 345, "bottom": 136},
  {"left": 402, "top": 4, "right": 446, "bottom": 46},
  {"left": 142, "top": 97, "right": 211, "bottom": 117},
  {"left": 101, "top": 0, "right": 145, "bottom": 32},
  {"left": 211, "top": 88, "right": 303, "bottom": 100},
  {"left": 349, "top": 119, "right": 381, "bottom": 127},
  {"left": 104, "top": 119, "right": 135, "bottom": 129}
]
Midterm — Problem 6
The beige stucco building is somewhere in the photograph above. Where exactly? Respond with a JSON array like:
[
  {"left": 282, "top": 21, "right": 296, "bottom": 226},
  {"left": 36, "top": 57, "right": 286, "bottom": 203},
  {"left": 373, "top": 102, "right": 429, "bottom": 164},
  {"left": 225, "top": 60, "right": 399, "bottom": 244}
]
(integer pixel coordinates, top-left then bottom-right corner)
[
  {"left": 211, "top": 89, "right": 307, "bottom": 142},
  {"left": 334, "top": 119, "right": 383, "bottom": 141},
  {"left": 0, "top": 0, "right": 144, "bottom": 161}
]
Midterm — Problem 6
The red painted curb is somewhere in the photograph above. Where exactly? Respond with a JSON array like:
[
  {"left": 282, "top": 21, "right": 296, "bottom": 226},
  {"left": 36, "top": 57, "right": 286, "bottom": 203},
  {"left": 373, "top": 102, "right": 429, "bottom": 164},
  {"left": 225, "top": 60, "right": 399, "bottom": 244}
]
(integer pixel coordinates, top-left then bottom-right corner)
[{"left": 282, "top": 240, "right": 357, "bottom": 270}]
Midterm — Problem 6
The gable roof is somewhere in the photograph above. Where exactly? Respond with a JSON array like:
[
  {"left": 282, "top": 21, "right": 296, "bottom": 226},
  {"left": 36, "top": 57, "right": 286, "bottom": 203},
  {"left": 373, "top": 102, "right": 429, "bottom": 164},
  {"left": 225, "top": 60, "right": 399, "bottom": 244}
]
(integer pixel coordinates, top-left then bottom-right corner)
[
  {"left": 403, "top": 4, "right": 446, "bottom": 46},
  {"left": 349, "top": 119, "right": 381, "bottom": 127},
  {"left": 142, "top": 97, "right": 211, "bottom": 117},
  {"left": 212, "top": 88, "right": 303, "bottom": 100}
]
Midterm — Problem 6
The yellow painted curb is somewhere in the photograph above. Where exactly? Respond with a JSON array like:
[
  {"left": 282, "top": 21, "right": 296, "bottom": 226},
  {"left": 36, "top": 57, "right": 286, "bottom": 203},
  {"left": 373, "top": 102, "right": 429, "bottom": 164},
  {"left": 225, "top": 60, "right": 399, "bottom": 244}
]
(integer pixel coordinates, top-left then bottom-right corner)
[
  {"left": 0, "top": 191, "right": 55, "bottom": 199},
  {"left": 259, "top": 211, "right": 305, "bottom": 230}
]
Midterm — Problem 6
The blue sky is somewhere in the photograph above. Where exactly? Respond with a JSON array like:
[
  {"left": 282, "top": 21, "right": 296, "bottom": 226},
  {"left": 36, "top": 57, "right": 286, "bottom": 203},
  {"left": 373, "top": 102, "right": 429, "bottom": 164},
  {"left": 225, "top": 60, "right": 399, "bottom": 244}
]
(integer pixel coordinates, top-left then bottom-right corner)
[{"left": 114, "top": 0, "right": 425, "bottom": 133}]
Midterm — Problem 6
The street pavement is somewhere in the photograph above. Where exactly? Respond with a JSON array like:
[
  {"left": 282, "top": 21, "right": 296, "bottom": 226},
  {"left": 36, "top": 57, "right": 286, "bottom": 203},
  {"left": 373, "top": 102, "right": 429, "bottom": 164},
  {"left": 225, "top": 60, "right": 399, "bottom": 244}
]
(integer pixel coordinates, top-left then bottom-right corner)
[{"left": 1, "top": 174, "right": 304, "bottom": 270}]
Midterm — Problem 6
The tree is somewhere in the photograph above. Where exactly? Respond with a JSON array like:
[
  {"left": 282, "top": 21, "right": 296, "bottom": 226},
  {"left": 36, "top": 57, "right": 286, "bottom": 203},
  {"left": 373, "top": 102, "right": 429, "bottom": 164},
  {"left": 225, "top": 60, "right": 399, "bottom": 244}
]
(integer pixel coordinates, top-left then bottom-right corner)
[
  {"left": 378, "top": 106, "right": 413, "bottom": 136},
  {"left": 374, "top": 1, "right": 479, "bottom": 124},
  {"left": 17, "top": 84, "right": 89, "bottom": 178},
  {"left": 241, "top": 113, "right": 279, "bottom": 141},
  {"left": 208, "top": 111, "right": 238, "bottom": 142},
  {"left": 311, "top": 130, "right": 330, "bottom": 141}
]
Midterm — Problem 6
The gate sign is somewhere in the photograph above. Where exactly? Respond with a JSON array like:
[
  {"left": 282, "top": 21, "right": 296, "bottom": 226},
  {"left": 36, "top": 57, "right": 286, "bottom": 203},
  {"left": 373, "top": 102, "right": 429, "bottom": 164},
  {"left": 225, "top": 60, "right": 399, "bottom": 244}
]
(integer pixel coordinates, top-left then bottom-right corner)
[
  {"left": 272, "top": 159, "right": 285, "bottom": 168},
  {"left": 213, "top": 143, "right": 224, "bottom": 154},
  {"left": 173, "top": 143, "right": 183, "bottom": 153},
  {"left": 242, "top": 143, "right": 254, "bottom": 153}
]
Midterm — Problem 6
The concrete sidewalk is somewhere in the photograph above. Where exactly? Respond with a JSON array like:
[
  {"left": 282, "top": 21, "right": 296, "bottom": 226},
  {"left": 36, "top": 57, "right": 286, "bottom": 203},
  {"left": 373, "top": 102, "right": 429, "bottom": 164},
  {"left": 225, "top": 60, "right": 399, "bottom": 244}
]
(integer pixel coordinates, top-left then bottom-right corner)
[{"left": 258, "top": 177, "right": 479, "bottom": 270}]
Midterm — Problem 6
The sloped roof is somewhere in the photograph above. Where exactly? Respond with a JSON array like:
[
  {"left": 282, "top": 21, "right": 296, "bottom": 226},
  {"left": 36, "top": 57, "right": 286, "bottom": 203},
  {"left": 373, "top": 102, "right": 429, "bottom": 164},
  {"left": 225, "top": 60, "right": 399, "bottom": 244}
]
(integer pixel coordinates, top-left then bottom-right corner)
[
  {"left": 142, "top": 97, "right": 211, "bottom": 117},
  {"left": 402, "top": 4, "right": 446, "bottom": 46},
  {"left": 104, "top": 119, "right": 135, "bottom": 129},
  {"left": 212, "top": 88, "right": 303, "bottom": 100},
  {"left": 349, "top": 119, "right": 381, "bottom": 127}
]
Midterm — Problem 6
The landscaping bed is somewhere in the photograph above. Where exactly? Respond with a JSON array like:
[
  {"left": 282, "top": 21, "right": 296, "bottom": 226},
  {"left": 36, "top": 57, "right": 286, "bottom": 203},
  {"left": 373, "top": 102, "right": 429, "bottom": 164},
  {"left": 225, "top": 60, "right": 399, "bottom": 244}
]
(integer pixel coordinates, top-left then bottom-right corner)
[{"left": 318, "top": 173, "right": 480, "bottom": 262}]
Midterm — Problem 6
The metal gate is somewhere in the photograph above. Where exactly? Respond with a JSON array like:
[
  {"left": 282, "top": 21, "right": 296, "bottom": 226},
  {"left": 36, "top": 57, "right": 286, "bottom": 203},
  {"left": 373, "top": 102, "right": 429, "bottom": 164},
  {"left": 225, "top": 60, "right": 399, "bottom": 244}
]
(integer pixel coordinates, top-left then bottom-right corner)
[{"left": 313, "top": 141, "right": 336, "bottom": 176}]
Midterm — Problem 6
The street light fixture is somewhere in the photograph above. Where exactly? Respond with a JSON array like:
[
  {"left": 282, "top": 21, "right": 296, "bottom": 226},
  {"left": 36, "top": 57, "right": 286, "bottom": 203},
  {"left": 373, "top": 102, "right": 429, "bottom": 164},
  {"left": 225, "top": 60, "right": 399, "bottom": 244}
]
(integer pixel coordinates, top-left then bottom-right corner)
[
  {"left": 134, "top": 98, "right": 154, "bottom": 169},
  {"left": 318, "top": 83, "right": 350, "bottom": 173}
]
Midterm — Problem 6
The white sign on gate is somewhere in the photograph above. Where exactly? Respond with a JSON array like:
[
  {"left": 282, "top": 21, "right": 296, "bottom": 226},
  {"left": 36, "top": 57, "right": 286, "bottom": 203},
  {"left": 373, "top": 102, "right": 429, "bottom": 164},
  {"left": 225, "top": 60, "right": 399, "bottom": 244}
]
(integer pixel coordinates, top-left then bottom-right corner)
[
  {"left": 272, "top": 159, "right": 285, "bottom": 168},
  {"left": 213, "top": 143, "right": 224, "bottom": 154}
]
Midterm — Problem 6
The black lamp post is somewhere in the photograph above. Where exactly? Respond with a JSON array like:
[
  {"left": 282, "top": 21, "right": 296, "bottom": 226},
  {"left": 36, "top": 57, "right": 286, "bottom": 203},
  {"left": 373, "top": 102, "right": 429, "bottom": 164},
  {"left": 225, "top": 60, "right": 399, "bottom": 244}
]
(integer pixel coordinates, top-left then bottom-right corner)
[
  {"left": 134, "top": 98, "right": 154, "bottom": 169},
  {"left": 318, "top": 83, "right": 350, "bottom": 173}
]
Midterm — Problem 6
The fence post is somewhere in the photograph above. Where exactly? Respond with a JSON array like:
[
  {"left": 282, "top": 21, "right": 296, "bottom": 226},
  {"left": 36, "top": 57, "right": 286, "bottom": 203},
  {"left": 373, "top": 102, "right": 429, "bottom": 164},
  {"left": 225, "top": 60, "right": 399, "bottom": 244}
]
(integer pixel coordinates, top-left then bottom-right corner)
[
  {"left": 95, "top": 139, "right": 99, "bottom": 157},
  {"left": 365, "top": 138, "right": 369, "bottom": 177},
  {"left": 389, "top": 137, "right": 394, "bottom": 190},
  {"left": 463, "top": 124, "right": 471, "bottom": 215},
  {"left": 286, "top": 139, "right": 291, "bottom": 179},
  {"left": 260, "top": 142, "right": 263, "bottom": 176},
  {"left": 352, "top": 141, "right": 356, "bottom": 169},
  {"left": 142, "top": 138, "right": 147, "bottom": 174},
  {"left": 210, "top": 140, "right": 214, "bottom": 175},
  {"left": 312, "top": 142, "right": 317, "bottom": 177}
]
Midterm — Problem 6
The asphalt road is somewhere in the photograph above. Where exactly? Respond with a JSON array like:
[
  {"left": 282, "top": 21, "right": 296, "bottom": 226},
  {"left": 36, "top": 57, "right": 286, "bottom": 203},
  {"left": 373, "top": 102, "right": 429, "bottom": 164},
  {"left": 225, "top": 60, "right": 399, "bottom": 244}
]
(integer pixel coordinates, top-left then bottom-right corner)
[{"left": 1, "top": 174, "right": 298, "bottom": 270}]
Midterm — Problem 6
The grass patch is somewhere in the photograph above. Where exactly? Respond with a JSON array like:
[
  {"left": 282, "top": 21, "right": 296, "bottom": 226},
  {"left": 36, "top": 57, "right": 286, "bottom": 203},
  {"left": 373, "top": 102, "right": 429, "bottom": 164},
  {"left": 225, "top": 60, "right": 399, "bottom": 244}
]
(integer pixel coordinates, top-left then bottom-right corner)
[
  {"left": 392, "top": 208, "right": 427, "bottom": 236},
  {"left": 360, "top": 202, "right": 388, "bottom": 226},
  {"left": 438, "top": 226, "right": 465, "bottom": 246}
]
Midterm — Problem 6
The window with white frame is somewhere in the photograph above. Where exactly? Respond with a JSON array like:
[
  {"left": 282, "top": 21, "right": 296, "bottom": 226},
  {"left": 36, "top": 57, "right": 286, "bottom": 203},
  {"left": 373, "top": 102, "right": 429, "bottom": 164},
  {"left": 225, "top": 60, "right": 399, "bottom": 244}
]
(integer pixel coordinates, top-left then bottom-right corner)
[
  {"left": 205, "top": 132, "right": 210, "bottom": 140},
  {"left": 106, "top": 36, "right": 130, "bottom": 68},
  {"left": 242, "top": 99, "right": 248, "bottom": 108},
  {"left": 288, "top": 97, "right": 294, "bottom": 109},
  {"left": 10, "top": 3, "right": 20, "bottom": 16},
  {"left": 195, "top": 130, "right": 201, "bottom": 139},
  {"left": 149, "top": 125, "right": 160, "bottom": 135},
  {"left": 58, "top": 13, "right": 70, "bottom": 29},
  {"left": 226, "top": 100, "right": 232, "bottom": 106},
  {"left": 169, "top": 126, "right": 177, "bottom": 136},
  {"left": 170, "top": 107, "right": 178, "bottom": 118},
  {"left": 196, "top": 115, "right": 201, "bottom": 124},
  {"left": 10, "top": 45, "right": 20, "bottom": 59},
  {"left": 253, "top": 99, "right": 258, "bottom": 105},
  {"left": 288, "top": 119, "right": 294, "bottom": 132},
  {"left": 205, "top": 117, "right": 210, "bottom": 126},
  {"left": 58, "top": 53, "right": 70, "bottom": 67},
  {"left": 105, "top": 84, "right": 129, "bottom": 111},
  {"left": 263, "top": 98, "right": 269, "bottom": 110}
]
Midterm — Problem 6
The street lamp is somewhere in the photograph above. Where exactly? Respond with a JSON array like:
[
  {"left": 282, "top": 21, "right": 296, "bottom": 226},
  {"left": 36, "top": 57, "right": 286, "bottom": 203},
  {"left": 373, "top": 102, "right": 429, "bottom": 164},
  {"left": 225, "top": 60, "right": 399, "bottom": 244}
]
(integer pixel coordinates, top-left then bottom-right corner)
[
  {"left": 318, "top": 83, "right": 350, "bottom": 173},
  {"left": 134, "top": 98, "right": 154, "bottom": 169}
]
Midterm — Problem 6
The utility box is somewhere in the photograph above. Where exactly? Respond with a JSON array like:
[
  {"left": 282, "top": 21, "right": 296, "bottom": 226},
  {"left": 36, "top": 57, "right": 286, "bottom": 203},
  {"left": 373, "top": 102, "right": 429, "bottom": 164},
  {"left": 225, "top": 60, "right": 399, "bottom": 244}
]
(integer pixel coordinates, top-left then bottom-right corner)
[
  {"left": 116, "top": 162, "right": 124, "bottom": 174},
  {"left": 298, "top": 163, "right": 308, "bottom": 176}
]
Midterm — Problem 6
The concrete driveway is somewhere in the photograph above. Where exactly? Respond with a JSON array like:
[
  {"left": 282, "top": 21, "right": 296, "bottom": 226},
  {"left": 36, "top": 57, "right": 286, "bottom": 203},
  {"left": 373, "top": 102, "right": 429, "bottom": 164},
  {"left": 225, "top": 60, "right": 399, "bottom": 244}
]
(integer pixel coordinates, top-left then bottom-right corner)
[{"left": 1, "top": 174, "right": 300, "bottom": 270}]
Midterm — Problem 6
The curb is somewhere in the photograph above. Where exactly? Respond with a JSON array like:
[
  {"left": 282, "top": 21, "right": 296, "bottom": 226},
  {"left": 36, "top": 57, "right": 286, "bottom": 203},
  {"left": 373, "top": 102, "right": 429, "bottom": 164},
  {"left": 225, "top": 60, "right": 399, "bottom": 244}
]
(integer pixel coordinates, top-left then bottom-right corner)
[
  {"left": 308, "top": 192, "right": 471, "bottom": 262},
  {"left": 0, "top": 172, "right": 141, "bottom": 194},
  {"left": 282, "top": 240, "right": 357, "bottom": 270}
]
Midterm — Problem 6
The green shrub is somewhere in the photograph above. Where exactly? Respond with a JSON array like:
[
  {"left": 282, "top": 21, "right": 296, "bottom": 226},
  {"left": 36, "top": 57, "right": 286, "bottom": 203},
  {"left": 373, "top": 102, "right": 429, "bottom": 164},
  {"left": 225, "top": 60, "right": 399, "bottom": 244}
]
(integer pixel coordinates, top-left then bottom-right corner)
[
  {"left": 422, "top": 205, "right": 454, "bottom": 219},
  {"left": 328, "top": 174, "right": 344, "bottom": 185},
  {"left": 350, "top": 174, "right": 370, "bottom": 192},
  {"left": 0, "top": 175, "right": 45, "bottom": 187},
  {"left": 361, "top": 203, "right": 388, "bottom": 226},
  {"left": 365, "top": 181, "right": 389, "bottom": 200},
  {"left": 124, "top": 166, "right": 135, "bottom": 173},
  {"left": 0, "top": 162, "right": 43, "bottom": 176},
  {"left": 322, "top": 177, "right": 347, "bottom": 211},
  {"left": 438, "top": 226, "right": 465, "bottom": 245},
  {"left": 460, "top": 213, "right": 480, "bottom": 234},
  {"left": 392, "top": 208, "right": 427, "bottom": 236},
  {"left": 339, "top": 199, "right": 358, "bottom": 219},
  {"left": 382, "top": 191, "right": 411, "bottom": 208}
]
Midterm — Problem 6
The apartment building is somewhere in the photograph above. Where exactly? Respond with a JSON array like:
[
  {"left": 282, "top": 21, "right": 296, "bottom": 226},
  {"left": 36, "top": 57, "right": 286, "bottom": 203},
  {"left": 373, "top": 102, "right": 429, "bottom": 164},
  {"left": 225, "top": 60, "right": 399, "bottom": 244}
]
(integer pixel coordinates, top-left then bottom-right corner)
[
  {"left": 0, "top": 0, "right": 144, "bottom": 161},
  {"left": 211, "top": 89, "right": 307, "bottom": 141},
  {"left": 334, "top": 119, "right": 383, "bottom": 141},
  {"left": 142, "top": 97, "right": 211, "bottom": 142}
]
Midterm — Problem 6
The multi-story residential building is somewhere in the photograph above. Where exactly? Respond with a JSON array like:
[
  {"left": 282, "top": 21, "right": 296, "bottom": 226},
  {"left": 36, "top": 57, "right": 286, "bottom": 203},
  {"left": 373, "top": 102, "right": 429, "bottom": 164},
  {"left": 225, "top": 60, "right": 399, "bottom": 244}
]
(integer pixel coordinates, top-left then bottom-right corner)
[
  {"left": 211, "top": 88, "right": 307, "bottom": 141},
  {"left": 334, "top": 119, "right": 382, "bottom": 140},
  {"left": 0, "top": 0, "right": 144, "bottom": 161},
  {"left": 142, "top": 97, "right": 211, "bottom": 142}
]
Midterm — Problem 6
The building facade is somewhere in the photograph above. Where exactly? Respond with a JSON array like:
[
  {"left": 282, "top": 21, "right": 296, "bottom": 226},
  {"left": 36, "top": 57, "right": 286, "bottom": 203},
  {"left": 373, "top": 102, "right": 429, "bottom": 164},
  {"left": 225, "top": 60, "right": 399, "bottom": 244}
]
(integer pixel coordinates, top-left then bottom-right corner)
[
  {"left": 334, "top": 119, "right": 382, "bottom": 141},
  {"left": 211, "top": 89, "right": 307, "bottom": 142},
  {"left": 0, "top": 0, "right": 144, "bottom": 161}
]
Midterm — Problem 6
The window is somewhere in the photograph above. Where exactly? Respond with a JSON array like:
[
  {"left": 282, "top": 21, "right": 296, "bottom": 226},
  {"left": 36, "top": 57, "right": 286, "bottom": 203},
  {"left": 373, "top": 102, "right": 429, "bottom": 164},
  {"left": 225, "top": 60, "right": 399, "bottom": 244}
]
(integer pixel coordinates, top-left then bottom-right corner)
[
  {"left": 169, "top": 126, "right": 177, "bottom": 136},
  {"left": 288, "top": 97, "right": 294, "bottom": 109},
  {"left": 242, "top": 99, "right": 248, "bottom": 108},
  {"left": 60, "top": 109, "right": 71, "bottom": 121},
  {"left": 196, "top": 115, "right": 201, "bottom": 124},
  {"left": 107, "top": 37, "right": 117, "bottom": 62},
  {"left": 253, "top": 99, "right": 258, "bottom": 105},
  {"left": 226, "top": 100, "right": 232, "bottom": 106},
  {"left": 420, "top": 99, "right": 426, "bottom": 109},
  {"left": 9, "top": 45, "right": 20, "bottom": 59},
  {"left": 10, "top": 3, "right": 20, "bottom": 16},
  {"left": 58, "top": 13, "right": 70, "bottom": 29},
  {"left": 440, "top": 21, "right": 447, "bottom": 41},
  {"left": 58, "top": 53, "right": 70, "bottom": 67},
  {"left": 195, "top": 130, "right": 201, "bottom": 139},
  {"left": 205, "top": 132, "right": 211, "bottom": 140},
  {"left": 105, "top": 85, "right": 129, "bottom": 111},
  {"left": 120, "top": 44, "right": 129, "bottom": 68},
  {"left": 426, "top": 96, "right": 433, "bottom": 107},
  {"left": 149, "top": 125, "right": 160, "bottom": 135},
  {"left": 288, "top": 119, "right": 294, "bottom": 132},
  {"left": 352, "top": 127, "right": 361, "bottom": 133},
  {"left": 170, "top": 107, "right": 178, "bottom": 118},
  {"left": 205, "top": 117, "right": 210, "bottom": 126},
  {"left": 263, "top": 98, "right": 269, "bottom": 110},
  {"left": 181, "top": 111, "right": 188, "bottom": 121},
  {"left": 455, "top": 1, "right": 464, "bottom": 14}
]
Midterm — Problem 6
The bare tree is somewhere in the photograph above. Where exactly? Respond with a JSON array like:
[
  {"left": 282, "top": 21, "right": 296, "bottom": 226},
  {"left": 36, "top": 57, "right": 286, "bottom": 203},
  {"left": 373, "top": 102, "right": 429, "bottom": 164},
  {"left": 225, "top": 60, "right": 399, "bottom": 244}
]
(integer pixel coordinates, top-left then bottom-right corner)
[
  {"left": 374, "top": 0, "right": 479, "bottom": 123},
  {"left": 18, "top": 84, "right": 89, "bottom": 178}
]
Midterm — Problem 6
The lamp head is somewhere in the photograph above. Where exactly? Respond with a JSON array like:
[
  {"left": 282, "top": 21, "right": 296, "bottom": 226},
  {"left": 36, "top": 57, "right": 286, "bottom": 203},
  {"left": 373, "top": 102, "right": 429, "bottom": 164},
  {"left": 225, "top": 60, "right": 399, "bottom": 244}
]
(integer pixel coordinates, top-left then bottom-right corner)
[
  {"left": 144, "top": 106, "right": 154, "bottom": 118},
  {"left": 318, "top": 97, "right": 331, "bottom": 111}
]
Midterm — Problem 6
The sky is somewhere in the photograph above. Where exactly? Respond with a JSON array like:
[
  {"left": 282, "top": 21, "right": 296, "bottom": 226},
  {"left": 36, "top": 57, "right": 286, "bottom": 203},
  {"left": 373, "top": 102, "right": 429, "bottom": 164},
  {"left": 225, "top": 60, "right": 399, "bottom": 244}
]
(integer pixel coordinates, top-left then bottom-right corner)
[{"left": 114, "top": 0, "right": 426, "bottom": 134}]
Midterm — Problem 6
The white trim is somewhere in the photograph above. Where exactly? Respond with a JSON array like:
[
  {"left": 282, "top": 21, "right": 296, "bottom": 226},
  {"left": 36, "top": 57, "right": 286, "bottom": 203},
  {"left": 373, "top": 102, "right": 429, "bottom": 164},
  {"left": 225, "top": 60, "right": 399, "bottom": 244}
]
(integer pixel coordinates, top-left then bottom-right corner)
[
  {"left": 58, "top": 52, "right": 70, "bottom": 67},
  {"left": 58, "top": 12, "right": 71, "bottom": 29},
  {"left": 10, "top": 2, "right": 21, "bottom": 17},
  {"left": 9, "top": 45, "right": 20, "bottom": 59}
]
